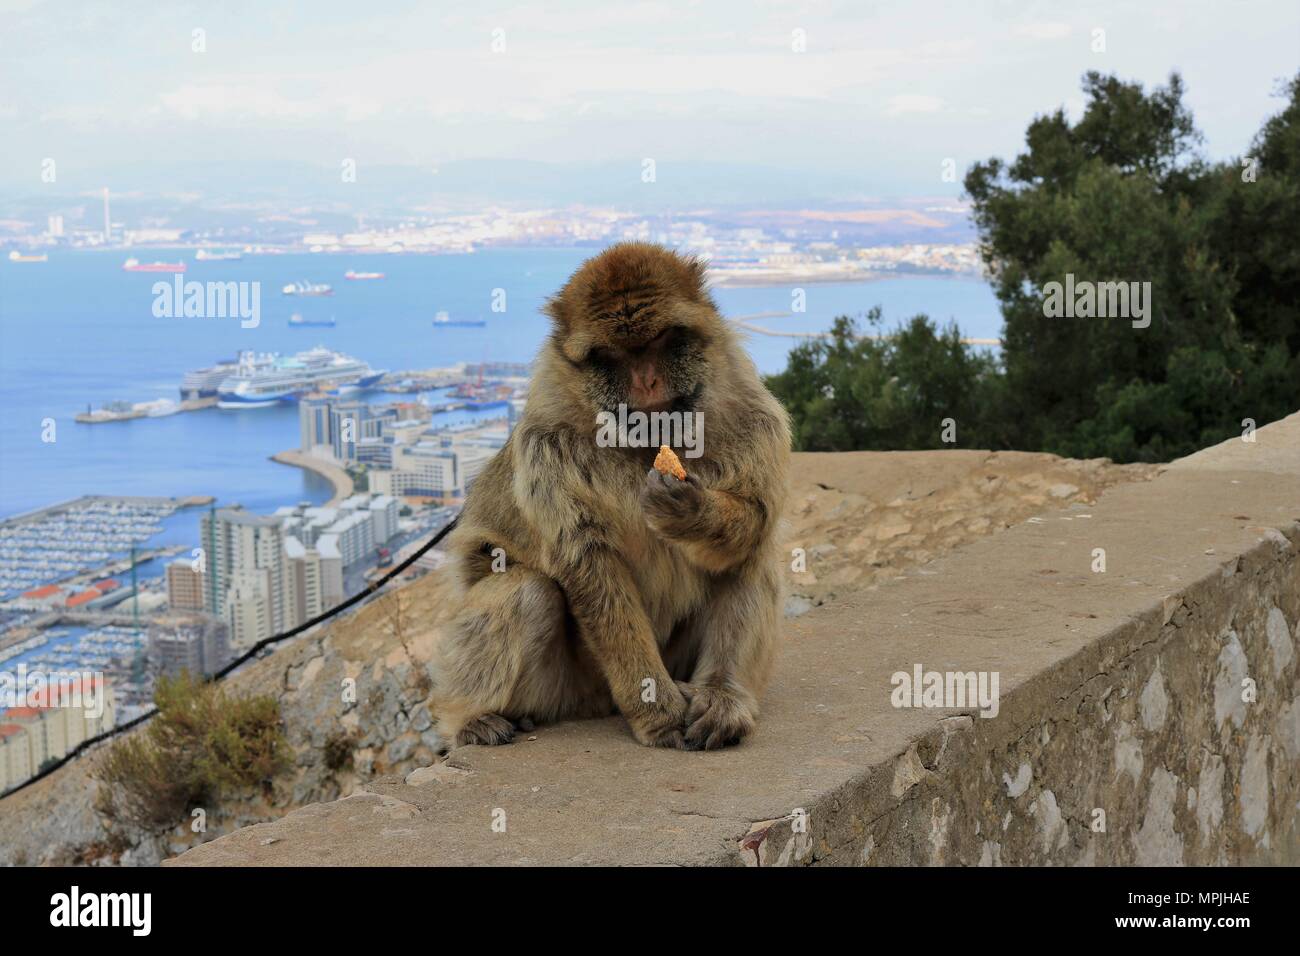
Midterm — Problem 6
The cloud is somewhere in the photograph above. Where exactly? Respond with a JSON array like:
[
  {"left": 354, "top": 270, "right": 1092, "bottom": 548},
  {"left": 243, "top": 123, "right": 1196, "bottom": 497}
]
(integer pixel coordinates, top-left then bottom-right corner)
[
  {"left": 1012, "top": 22, "right": 1073, "bottom": 41},
  {"left": 885, "top": 94, "right": 944, "bottom": 116}
]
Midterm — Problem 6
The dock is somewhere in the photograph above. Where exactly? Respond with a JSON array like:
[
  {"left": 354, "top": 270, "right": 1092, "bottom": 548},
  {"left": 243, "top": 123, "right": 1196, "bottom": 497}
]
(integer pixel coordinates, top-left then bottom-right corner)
[{"left": 75, "top": 396, "right": 218, "bottom": 424}]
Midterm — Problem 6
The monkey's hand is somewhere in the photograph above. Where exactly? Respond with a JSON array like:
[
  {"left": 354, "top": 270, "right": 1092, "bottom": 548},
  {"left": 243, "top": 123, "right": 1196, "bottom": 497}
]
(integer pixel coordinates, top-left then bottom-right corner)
[
  {"left": 625, "top": 677, "right": 690, "bottom": 749},
  {"left": 640, "top": 467, "right": 704, "bottom": 534},
  {"left": 640, "top": 468, "right": 770, "bottom": 573},
  {"left": 680, "top": 683, "right": 757, "bottom": 750}
]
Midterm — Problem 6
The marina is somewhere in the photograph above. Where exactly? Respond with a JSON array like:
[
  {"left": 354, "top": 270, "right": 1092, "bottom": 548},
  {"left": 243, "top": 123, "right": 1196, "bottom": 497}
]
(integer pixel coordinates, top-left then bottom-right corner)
[{"left": 0, "top": 496, "right": 210, "bottom": 600}]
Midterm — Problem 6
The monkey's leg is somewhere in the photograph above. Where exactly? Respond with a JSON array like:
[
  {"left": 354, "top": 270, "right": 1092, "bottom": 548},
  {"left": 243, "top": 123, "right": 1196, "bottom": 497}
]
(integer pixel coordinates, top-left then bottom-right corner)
[
  {"left": 432, "top": 566, "right": 610, "bottom": 749},
  {"left": 556, "top": 544, "right": 691, "bottom": 749},
  {"left": 675, "top": 563, "right": 780, "bottom": 750}
]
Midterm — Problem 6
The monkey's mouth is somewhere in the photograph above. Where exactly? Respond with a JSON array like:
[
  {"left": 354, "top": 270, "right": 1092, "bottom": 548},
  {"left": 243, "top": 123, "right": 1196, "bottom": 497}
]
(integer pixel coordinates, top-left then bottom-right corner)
[{"left": 629, "top": 383, "right": 702, "bottom": 415}]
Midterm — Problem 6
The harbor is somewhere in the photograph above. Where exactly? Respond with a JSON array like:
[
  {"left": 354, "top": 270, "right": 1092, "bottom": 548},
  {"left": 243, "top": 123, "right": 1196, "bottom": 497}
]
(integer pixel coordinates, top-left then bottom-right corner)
[{"left": 0, "top": 495, "right": 212, "bottom": 600}]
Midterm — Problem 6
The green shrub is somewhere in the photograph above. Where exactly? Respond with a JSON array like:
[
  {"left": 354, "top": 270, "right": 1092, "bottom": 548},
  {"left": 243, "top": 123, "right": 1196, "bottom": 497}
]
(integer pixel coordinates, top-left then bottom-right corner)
[{"left": 94, "top": 672, "right": 290, "bottom": 832}]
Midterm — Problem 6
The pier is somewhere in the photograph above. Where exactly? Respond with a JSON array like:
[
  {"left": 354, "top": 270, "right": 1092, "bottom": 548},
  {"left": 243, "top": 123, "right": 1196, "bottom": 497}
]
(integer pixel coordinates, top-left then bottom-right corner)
[{"left": 727, "top": 312, "right": 1002, "bottom": 347}]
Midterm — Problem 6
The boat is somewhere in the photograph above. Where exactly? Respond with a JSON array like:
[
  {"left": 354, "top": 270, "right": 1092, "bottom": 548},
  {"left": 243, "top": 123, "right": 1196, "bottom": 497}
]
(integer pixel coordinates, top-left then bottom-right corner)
[
  {"left": 196, "top": 249, "right": 243, "bottom": 261},
  {"left": 124, "top": 258, "right": 186, "bottom": 273},
  {"left": 282, "top": 280, "right": 333, "bottom": 296},
  {"left": 289, "top": 313, "right": 336, "bottom": 328},
  {"left": 432, "top": 310, "right": 486, "bottom": 328},
  {"left": 216, "top": 346, "right": 385, "bottom": 407},
  {"left": 344, "top": 270, "right": 384, "bottom": 280},
  {"left": 8, "top": 251, "right": 48, "bottom": 263}
]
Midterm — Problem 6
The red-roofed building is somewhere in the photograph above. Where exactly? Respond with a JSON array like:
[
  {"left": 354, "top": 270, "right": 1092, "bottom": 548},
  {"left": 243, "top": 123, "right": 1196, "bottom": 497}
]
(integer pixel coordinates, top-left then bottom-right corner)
[
  {"left": 15, "top": 583, "right": 65, "bottom": 609},
  {"left": 65, "top": 590, "right": 100, "bottom": 608},
  {"left": 1, "top": 675, "right": 114, "bottom": 791}
]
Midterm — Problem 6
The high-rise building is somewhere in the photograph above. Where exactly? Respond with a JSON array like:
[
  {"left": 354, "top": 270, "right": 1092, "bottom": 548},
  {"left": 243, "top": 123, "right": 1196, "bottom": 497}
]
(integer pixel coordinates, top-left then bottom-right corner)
[
  {"left": 200, "top": 507, "right": 290, "bottom": 649},
  {"left": 47, "top": 214, "right": 64, "bottom": 238},
  {"left": 284, "top": 536, "right": 325, "bottom": 624},
  {"left": 299, "top": 393, "right": 333, "bottom": 455},
  {"left": 102, "top": 187, "right": 111, "bottom": 244},
  {"left": 165, "top": 558, "right": 204, "bottom": 611}
]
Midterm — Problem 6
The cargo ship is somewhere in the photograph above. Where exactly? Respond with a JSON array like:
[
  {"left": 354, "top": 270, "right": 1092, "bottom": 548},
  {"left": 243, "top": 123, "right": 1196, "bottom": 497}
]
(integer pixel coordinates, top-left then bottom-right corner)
[
  {"left": 8, "top": 250, "right": 48, "bottom": 263},
  {"left": 288, "top": 313, "right": 336, "bottom": 328},
  {"left": 344, "top": 270, "right": 384, "bottom": 280},
  {"left": 432, "top": 310, "right": 486, "bottom": 328},
  {"left": 124, "top": 258, "right": 186, "bottom": 273},
  {"left": 282, "top": 280, "right": 333, "bottom": 296},
  {"left": 216, "top": 346, "right": 385, "bottom": 407},
  {"left": 196, "top": 249, "right": 243, "bottom": 261}
]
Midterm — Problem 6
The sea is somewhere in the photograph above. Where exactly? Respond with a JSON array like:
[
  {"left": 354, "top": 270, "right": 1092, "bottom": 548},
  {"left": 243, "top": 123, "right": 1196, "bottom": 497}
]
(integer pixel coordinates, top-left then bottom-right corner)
[{"left": 0, "top": 247, "right": 1002, "bottom": 581}]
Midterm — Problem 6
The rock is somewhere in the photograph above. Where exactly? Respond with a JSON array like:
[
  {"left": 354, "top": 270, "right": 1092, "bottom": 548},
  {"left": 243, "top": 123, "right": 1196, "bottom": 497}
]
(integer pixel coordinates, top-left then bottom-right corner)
[{"left": 784, "top": 595, "right": 815, "bottom": 618}]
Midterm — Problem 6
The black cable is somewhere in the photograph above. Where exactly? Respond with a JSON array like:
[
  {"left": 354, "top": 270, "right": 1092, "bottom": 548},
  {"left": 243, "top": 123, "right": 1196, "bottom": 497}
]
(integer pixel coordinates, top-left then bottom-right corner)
[{"left": 0, "top": 514, "right": 460, "bottom": 802}]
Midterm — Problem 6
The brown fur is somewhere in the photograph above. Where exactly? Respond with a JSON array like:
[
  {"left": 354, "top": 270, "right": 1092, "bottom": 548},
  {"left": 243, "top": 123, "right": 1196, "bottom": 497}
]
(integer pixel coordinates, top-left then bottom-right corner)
[{"left": 428, "top": 242, "right": 791, "bottom": 750}]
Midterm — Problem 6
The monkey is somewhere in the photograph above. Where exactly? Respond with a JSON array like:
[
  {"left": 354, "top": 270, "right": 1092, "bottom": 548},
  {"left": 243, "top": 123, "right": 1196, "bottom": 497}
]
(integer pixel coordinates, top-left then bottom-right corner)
[{"left": 427, "top": 242, "right": 791, "bottom": 751}]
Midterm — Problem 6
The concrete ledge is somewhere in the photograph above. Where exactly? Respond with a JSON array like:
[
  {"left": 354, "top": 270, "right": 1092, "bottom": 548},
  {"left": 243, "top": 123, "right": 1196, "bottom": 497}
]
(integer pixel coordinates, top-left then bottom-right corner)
[{"left": 170, "top": 414, "right": 1300, "bottom": 866}]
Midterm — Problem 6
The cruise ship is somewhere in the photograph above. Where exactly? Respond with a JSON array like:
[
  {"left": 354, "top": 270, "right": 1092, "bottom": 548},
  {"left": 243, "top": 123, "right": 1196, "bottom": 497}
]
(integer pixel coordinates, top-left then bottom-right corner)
[
  {"left": 8, "top": 250, "right": 48, "bottom": 263},
  {"left": 216, "top": 346, "right": 385, "bottom": 407},
  {"left": 180, "top": 355, "right": 271, "bottom": 400}
]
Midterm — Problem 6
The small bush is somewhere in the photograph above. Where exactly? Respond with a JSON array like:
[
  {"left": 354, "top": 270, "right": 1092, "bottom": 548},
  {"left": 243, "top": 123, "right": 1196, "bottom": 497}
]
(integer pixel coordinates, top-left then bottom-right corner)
[
  {"left": 323, "top": 729, "right": 356, "bottom": 773},
  {"left": 94, "top": 672, "right": 290, "bottom": 832}
]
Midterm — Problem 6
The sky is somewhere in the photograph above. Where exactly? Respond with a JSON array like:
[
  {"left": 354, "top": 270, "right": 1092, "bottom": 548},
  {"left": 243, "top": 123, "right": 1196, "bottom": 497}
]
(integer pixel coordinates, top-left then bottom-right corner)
[{"left": 1, "top": 0, "right": 1298, "bottom": 199}]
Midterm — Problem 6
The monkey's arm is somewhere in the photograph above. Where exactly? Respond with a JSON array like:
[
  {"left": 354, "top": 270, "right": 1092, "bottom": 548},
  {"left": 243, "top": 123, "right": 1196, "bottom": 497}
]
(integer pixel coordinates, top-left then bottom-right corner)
[{"left": 641, "top": 472, "right": 772, "bottom": 573}]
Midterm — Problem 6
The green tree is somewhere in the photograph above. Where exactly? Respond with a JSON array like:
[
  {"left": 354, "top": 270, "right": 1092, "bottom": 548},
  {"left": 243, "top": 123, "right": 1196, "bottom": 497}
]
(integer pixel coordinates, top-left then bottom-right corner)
[
  {"left": 765, "top": 310, "right": 1001, "bottom": 451},
  {"left": 772, "top": 70, "right": 1300, "bottom": 463},
  {"left": 964, "top": 70, "right": 1299, "bottom": 461}
]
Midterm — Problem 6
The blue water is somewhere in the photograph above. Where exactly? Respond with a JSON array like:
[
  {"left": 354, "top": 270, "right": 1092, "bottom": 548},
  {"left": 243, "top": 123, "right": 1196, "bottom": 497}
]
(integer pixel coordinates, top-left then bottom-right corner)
[{"left": 0, "top": 248, "right": 1002, "bottom": 526}]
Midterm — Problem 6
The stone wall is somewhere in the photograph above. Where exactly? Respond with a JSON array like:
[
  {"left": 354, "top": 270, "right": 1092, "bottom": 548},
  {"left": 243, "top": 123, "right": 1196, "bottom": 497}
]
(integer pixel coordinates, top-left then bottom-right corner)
[{"left": 167, "top": 412, "right": 1300, "bottom": 867}]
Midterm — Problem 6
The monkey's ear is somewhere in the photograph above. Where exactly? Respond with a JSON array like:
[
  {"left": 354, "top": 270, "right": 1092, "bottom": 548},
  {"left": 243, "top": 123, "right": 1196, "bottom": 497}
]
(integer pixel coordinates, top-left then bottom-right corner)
[
  {"left": 680, "top": 254, "right": 712, "bottom": 303},
  {"left": 543, "top": 295, "right": 567, "bottom": 331},
  {"left": 558, "top": 327, "right": 594, "bottom": 364},
  {"left": 545, "top": 293, "right": 595, "bottom": 363}
]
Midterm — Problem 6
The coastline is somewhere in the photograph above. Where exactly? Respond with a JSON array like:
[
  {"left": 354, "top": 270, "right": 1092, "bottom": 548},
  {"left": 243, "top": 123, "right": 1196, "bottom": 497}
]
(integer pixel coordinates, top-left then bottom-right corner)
[{"left": 270, "top": 450, "right": 354, "bottom": 506}]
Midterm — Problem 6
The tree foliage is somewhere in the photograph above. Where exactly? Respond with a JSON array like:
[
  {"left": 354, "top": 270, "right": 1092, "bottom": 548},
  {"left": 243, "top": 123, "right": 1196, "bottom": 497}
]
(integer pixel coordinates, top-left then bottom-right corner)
[{"left": 770, "top": 71, "right": 1300, "bottom": 461}]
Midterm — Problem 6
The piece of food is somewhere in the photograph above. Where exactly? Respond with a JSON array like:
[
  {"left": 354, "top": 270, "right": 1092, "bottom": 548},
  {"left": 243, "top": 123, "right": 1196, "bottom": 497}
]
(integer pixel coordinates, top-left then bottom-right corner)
[{"left": 654, "top": 444, "right": 687, "bottom": 481}]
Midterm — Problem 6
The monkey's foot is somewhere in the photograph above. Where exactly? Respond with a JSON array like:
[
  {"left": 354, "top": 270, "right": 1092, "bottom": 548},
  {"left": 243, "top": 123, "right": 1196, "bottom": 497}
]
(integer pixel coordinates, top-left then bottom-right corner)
[
  {"left": 454, "top": 713, "right": 516, "bottom": 747},
  {"left": 627, "top": 685, "right": 689, "bottom": 750},
  {"left": 683, "top": 686, "right": 755, "bottom": 750}
]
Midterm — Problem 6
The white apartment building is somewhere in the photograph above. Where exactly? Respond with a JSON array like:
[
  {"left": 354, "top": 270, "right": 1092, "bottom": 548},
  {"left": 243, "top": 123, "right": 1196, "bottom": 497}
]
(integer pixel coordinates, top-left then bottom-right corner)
[
  {"left": 370, "top": 441, "right": 495, "bottom": 500},
  {"left": 0, "top": 676, "right": 115, "bottom": 791}
]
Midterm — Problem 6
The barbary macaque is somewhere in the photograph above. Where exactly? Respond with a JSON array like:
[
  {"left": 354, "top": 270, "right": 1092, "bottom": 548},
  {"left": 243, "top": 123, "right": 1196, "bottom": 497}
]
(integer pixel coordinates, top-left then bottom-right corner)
[{"left": 429, "top": 242, "right": 791, "bottom": 750}]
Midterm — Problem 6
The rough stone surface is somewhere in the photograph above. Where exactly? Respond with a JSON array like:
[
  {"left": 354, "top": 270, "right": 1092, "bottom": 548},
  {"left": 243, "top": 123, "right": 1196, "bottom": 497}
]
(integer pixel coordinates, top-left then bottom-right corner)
[{"left": 162, "top": 413, "right": 1300, "bottom": 867}]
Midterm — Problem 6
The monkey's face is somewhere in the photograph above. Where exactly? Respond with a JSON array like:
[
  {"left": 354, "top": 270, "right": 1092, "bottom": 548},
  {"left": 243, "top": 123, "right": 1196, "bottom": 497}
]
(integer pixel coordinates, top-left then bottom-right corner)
[
  {"left": 547, "top": 243, "right": 722, "bottom": 416},
  {"left": 578, "top": 321, "right": 711, "bottom": 414}
]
